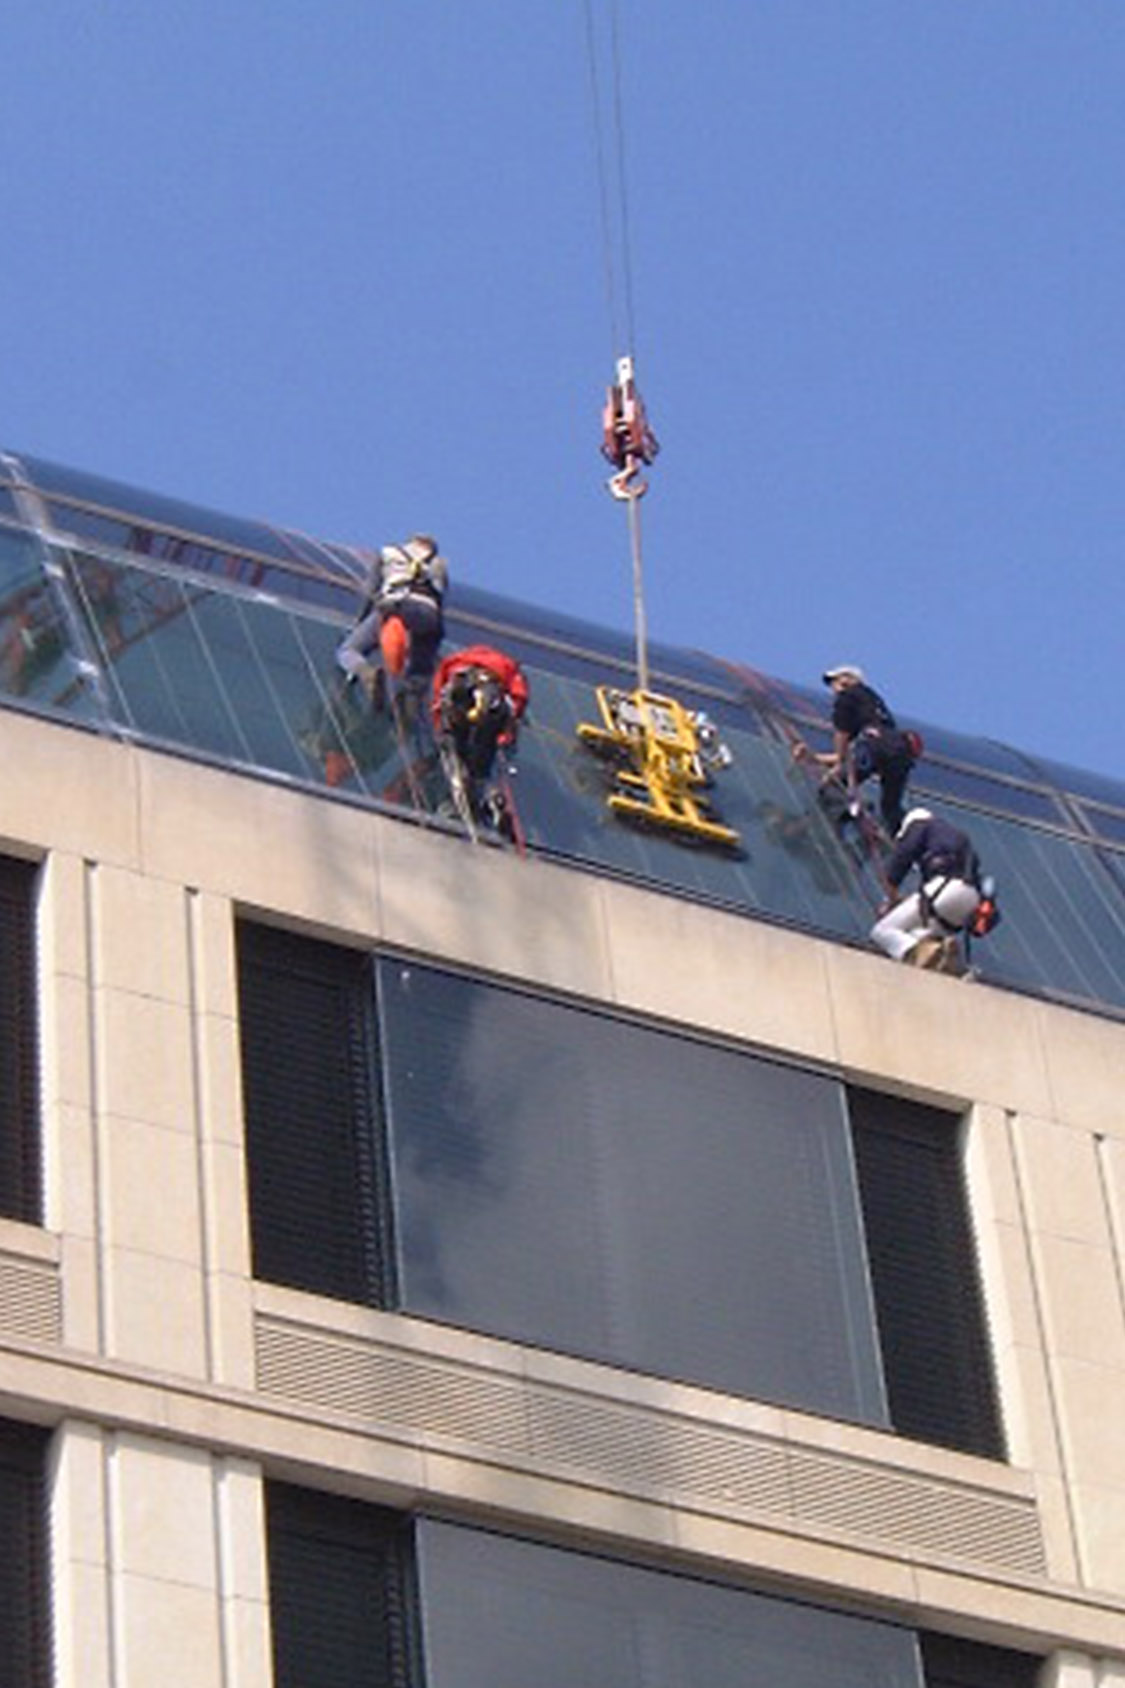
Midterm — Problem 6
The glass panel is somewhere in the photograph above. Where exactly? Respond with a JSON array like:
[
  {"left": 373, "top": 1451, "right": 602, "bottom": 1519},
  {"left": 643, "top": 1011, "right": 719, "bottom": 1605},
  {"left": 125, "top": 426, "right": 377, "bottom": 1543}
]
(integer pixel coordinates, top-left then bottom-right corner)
[
  {"left": 911, "top": 761, "right": 1064, "bottom": 824},
  {"left": 511, "top": 666, "right": 876, "bottom": 937},
  {"left": 903, "top": 723, "right": 1042, "bottom": 780},
  {"left": 417, "top": 1523, "right": 924, "bottom": 1688},
  {"left": 51, "top": 505, "right": 355, "bottom": 614},
  {"left": 959, "top": 810, "right": 1125, "bottom": 1010},
  {"left": 1019, "top": 752, "right": 1125, "bottom": 810},
  {"left": 381, "top": 962, "right": 888, "bottom": 1425},
  {"left": 0, "top": 528, "right": 94, "bottom": 717},
  {"left": 1077, "top": 806, "right": 1125, "bottom": 847}
]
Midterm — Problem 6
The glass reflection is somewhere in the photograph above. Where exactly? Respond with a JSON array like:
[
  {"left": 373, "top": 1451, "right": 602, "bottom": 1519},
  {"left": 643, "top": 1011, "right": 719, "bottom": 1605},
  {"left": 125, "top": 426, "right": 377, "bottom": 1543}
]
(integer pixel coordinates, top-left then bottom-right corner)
[
  {"left": 417, "top": 1523, "right": 924, "bottom": 1688},
  {"left": 380, "top": 961, "right": 888, "bottom": 1424},
  {"left": 0, "top": 529, "right": 91, "bottom": 715}
]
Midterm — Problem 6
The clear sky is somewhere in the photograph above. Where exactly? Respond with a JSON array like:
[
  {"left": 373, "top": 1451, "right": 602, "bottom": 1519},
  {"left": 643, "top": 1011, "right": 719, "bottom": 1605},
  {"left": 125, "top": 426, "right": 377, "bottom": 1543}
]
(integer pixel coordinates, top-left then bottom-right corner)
[{"left": 2, "top": 4, "right": 1122, "bottom": 783}]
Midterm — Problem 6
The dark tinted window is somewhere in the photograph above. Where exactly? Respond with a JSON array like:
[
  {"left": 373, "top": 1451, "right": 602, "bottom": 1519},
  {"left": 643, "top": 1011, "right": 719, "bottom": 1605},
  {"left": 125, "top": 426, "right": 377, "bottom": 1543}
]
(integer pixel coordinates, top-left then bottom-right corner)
[
  {"left": 237, "top": 923, "right": 393, "bottom": 1306},
  {"left": 849, "top": 1090, "right": 1004, "bottom": 1458},
  {"left": 0, "top": 857, "right": 41, "bottom": 1224},
  {"left": 266, "top": 1484, "right": 417, "bottom": 1688},
  {"left": 0, "top": 1418, "right": 51, "bottom": 1688},
  {"left": 920, "top": 1632, "right": 1041, "bottom": 1688},
  {"left": 417, "top": 1520, "right": 923, "bottom": 1688},
  {"left": 380, "top": 959, "right": 887, "bottom": 1424}
]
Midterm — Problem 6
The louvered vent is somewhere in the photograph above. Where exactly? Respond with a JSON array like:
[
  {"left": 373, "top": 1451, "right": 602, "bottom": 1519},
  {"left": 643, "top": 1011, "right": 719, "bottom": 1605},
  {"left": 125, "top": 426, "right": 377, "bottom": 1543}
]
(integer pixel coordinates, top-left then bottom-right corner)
[
  {"left": 0, "top": 858, "right": 41, "bottom": 1225},
  {"left": 0, "top": 1418, "right": 51, "bottom": 1688},
  {"left": 266, "top": 1482, "right": 419, "bottom": 1688},
  {"left": 237, "top": 923, "right": 392, "bottom": 1307},
  {"left": 849, "top": 1089, "right": 1005, "bottom": 1459}
]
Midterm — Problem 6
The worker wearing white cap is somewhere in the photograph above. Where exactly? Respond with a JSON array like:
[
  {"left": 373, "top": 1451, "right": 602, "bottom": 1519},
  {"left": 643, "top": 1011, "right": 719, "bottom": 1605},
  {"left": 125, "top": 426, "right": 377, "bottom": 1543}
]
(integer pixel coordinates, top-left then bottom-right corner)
[
  {"left": 809, "top": 665, "right": 917, "bottom": 836},
  {"left": 336, "top": 533, "right": 449, "bottom": 708},
  {"left": 870, "top": 808, "right": 984, "bottom": 970}
]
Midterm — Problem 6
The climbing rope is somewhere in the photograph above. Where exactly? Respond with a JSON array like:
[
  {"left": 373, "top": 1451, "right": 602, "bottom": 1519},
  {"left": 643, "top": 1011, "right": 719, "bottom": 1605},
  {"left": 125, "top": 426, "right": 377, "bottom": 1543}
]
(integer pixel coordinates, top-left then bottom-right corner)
[{"left": 582, "top": 0, "right": 657, "bottom": 694}]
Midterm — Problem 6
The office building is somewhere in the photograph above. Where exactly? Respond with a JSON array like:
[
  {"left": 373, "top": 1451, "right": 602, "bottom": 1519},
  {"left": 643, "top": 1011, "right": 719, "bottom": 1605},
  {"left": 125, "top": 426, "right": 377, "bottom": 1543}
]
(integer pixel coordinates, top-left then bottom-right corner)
[{"left": 0, "top": 449, "right": 1122, "bottom": 1687}]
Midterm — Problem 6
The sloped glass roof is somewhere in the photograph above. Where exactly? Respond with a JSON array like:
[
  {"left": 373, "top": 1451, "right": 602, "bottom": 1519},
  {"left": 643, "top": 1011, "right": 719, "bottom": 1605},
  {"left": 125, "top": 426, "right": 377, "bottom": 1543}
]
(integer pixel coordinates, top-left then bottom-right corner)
[{"left": 3, "top": 448, "right": 1124, "bottom": 1019}]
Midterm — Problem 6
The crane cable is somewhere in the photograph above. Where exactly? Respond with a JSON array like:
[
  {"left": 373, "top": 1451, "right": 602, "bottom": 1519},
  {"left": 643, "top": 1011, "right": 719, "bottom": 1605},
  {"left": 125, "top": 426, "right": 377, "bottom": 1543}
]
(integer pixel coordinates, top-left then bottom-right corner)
[{"left": 581, "top": 0, "right": 653, "bottom": 692}]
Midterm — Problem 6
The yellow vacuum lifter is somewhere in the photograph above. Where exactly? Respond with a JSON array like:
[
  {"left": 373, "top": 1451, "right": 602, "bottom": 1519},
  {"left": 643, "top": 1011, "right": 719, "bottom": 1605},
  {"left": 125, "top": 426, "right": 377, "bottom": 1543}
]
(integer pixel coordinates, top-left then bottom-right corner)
[{"left": 577, "top": 685, "right": 740, "bottom": 850}]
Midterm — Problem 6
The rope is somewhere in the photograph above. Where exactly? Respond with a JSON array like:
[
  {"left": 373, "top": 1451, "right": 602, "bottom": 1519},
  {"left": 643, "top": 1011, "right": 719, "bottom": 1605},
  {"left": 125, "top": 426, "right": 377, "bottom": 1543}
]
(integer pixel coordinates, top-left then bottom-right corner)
[
  {"left": 607, "top": 0, "right": 638, "bottom": 357},
  {"left": 626, "top": 486, "right": 648, "bottom": 692},
  {"left": 582, "top": 0, "right": 624, "bottom": 362},
  {"left": 582, "top": 0, "right": 651, "bottom": 693}
]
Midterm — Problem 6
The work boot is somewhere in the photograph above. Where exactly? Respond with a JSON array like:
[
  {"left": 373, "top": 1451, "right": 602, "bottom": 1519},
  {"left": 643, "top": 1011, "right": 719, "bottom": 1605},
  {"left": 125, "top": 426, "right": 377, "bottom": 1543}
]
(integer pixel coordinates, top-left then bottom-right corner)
[
  {"left": 907, "top": 936, "right": 944, "bottom": 969},
  {"left": 935, "top": 937, "right": 964, "bottom": 976},
  {"left": 359, "top": 665, "right": 385, "bottom": 712}
]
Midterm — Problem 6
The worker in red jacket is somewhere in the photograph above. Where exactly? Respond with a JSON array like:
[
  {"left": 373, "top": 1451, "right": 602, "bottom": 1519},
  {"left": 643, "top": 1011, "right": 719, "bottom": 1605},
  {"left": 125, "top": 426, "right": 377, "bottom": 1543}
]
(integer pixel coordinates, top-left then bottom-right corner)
[{"left": 432, "top": 646, "right": 528, "bottom": 779}]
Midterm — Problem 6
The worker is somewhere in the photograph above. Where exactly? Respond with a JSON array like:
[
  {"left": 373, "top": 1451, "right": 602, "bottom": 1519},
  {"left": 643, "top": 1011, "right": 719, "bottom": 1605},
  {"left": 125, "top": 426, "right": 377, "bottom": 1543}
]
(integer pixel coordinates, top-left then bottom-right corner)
[
  {"left": 336, "top": 534, "right": 449, "bottom": 708},
  {"left": 870, "top": 807, "right": 983, "bottom": 971},
  {"left": 808, "top": 665, "right": 917, "bottom": 837},
  {"left": 432, "top": 644, "right": 529, "bottom": 832}
]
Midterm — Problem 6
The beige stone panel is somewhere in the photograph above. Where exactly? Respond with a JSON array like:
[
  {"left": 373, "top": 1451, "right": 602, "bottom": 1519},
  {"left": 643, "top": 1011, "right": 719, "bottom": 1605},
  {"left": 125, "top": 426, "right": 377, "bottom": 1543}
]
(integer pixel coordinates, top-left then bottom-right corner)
[
  {"left": 59, "top": 1233, "right": 102, "bottom": 1352},
  {"left": 96, "top": 989, "right": 195, "bottom": 1135},
  {"left": 223, "top": 1597, "right": 273, "bottom": 1688},
  {"left": 420, "top": 1445, "right": 679, "bottom": 1548},
  {"left": 196, "top": 1012, "right": 245, "bottom": 1148},
  {"left": 376, "top": 817, "right": 614, "bottom": 998},
  {"left": 42, "top": 972, "right": 93, "bottom": 1114},
  {"left": 602, "top": 881, "right": 838, "bottom": 1059},
  {"left": 1100, "top": 1664, "right": 1125, "bottom": 1688},
  {"left": 1033, "top": 1471, "right": 1081, "bottom": 1587},
  {"left": 137, "top": 751, "right": 379, "bottom": 935},
  {"left": 105, "top": 1249, "right": 208, "bottom": 1378},
  {"left": 1032, "top": 1234, "right": 1125, "bottom": 1367},
  {"left": 48, "top": 1102, "right": 97, "bottom": 1240},
  {"left": 998, "top": 1342, "right": 1062, "bottom": 1476},
  {"left": 1053, "top": 1357, "right": 1125, "bottom": 1488},
  {"left": 103, "top": 1116, "right": 202, "bottom": 1265},
  {"left": 111, "top": 1434, "right": 219, "bottom": 1590},
  {"left": 1070, "top": 1482, "right": 1125, "bottom": 1598},
  {"left": 207, "top": 1271, "right": 256, "bottom": 1389},
  {"left": 91, "top": 866, "right": 190, "bottom": 1006},
  {"left": 188, "top": 889, "right": 239, "bottom": 1021},
  {"left": 671, "top": 1509, "right": 919, "bottom": 1609},
  {"left": 117, "top": 1574, "right": 224, "bottom": 1688},
  {"left": 824, "top": 946, "right": 1054, "bottom": 1115},
  {"left": 200, "top": 1138, "right": 251, "bottom": 1280},
  {"left": 964, "top": 1105, "right": 1022, "bottom": 1227},
  {"left": 39, "top": 850, "right": 88, "bottom": 982},
  {"left": 215, "top": 1459, "right": 269, "bottom": 1604},
  {"left": 1039, "top": 1654, "right": 1096, "bottom": 1688},
  {"left": 0, "top": 713, "right": 139, "bottom": 865},
  {"left": 910, "top": 1568, "right": 1124, "bottom": 1654},
  {"left": 1099, "top": 1139, "right": 1125, "bottom": 1268},
  {"left": 51, "top": 1420, "right": 109, "bottom": 1569},
  {"left": 53, "top": 1558, "right": 113, "bottom": 1688},
  {"left": 1036, "top": 1002, "right": 1125, "bottom": 1139},
  {"left": 1016, "top": 1116, "right": 1111, "bottom": 1246},
  {"left": 976, "top": 1217, "right": 1041, "bottom": 1356}
]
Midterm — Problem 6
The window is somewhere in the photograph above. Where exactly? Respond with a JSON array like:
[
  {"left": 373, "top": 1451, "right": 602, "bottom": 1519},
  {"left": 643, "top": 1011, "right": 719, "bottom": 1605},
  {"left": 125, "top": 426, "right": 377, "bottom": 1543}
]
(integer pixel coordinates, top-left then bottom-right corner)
[
  {"left": 0, "top": 857, "right": 41, "bottom": 1225},
  {"left": 266, "top": 1484, "right": 417, "bottom": 1688},
  {"left": 240, "top": 931, "right": 1001, "bottom": 1456},
  {"left": 849, "top": 1089, "right": 1005, "bottom": 1459},
  {"left": 237, "top": 922, "right": 393, "bottom": 1307},
  {"left": 0, "top": 1418, "right": 51, "bottom": 1688},
  {"left": 265, "top": 1485, "right": 1040, "bottom": 1688}
]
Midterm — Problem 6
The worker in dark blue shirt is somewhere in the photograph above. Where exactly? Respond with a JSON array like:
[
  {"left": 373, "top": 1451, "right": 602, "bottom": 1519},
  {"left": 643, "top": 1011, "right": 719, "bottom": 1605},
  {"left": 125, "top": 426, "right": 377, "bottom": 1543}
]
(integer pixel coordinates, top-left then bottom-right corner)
[
  {"left": 871, "top": 807, "right": 983, "bottom": 969},
  {"left": 812, "top": 664, "right": 917, "bottom": 836}
]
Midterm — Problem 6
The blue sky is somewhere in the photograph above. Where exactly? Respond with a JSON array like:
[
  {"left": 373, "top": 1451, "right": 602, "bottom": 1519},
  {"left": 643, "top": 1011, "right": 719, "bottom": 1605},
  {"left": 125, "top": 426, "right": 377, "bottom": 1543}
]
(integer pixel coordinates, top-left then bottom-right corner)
[{"left": 2, "top": 4, "right": 1122, "bottom": 782}]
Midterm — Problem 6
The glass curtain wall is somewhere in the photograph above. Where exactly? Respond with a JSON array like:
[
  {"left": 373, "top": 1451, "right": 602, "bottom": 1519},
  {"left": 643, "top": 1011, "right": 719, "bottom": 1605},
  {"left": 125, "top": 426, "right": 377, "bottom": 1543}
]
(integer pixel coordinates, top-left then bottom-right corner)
[{"left": 1, "top": 471, "right": 1125, "bottom": 1015}]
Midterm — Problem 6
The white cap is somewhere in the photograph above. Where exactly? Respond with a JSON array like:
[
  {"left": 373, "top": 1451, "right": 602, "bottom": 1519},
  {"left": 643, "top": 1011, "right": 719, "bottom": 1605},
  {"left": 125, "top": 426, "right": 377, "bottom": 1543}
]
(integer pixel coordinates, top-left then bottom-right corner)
[
  {"left": 822, "top": 664, "right": 865, "bottom": 685},
  {"left": 897, "top": 808, "right": 932, "bottom": 837}
]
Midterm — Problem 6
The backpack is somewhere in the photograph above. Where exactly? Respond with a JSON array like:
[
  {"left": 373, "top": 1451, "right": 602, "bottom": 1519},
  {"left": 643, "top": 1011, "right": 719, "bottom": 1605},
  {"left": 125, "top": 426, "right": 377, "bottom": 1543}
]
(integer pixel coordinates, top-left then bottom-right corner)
[{"left": 969, "top": 875, "right": 1001, "bottom": 938}]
